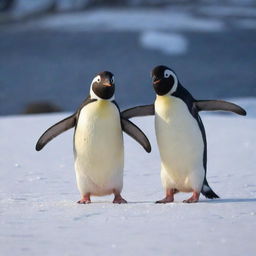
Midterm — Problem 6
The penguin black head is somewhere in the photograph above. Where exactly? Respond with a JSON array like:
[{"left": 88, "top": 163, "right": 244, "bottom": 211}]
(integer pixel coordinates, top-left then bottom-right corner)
[
  {"left": 90, "top": 71, "right": 115, "bottom": 100},
  {"left": 151, "top": 65, "right": 178, "bottom": 96}
]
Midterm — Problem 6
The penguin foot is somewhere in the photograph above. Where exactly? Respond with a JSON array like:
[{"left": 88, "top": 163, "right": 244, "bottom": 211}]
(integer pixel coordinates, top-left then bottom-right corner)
[
  {"left": 155, "top": 196, "right": 174, "bottom": 204},
  {"left": 156, "top": 189, "right": 175, "bottom": 204},
  {"left": 113, "top": 195, "right": 127, "bottom": 204},
  {"left": 77, "top": 194, "right": 91, "bottom": 204},
  {"left": 77, "top": 199, "right": 91, "bottom": 204},
  {"left": 183, "top": 192, "right": 200, "bottom": 203},
  {"left": 183, "top": 198, "right": 198, "bottom": 203}
]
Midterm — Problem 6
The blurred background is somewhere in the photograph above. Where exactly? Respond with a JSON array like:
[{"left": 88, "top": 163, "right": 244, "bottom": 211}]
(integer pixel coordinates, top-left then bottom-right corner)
[{"left": 0, "top": 0, "right": 255, "bottom": 115}]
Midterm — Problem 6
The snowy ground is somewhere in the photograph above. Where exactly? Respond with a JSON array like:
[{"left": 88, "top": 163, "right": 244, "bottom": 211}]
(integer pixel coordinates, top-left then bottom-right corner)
[{"left": 0, "top": 98, "right": 255, "bottom": 256}]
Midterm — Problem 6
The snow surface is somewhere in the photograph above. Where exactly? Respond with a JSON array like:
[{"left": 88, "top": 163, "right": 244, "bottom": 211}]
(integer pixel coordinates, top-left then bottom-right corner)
[
  {"left": 140, "top": 31, "right": 188, "bottom": 55},
  {"left": 0, "top": 98, "right": 256, "bottom": 256},
  {"left": 30, "top": 9, "right": 225, "bottom": 32}
]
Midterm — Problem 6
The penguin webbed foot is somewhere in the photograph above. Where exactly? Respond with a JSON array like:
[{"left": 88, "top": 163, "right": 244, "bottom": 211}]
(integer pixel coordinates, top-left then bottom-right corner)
[
  {"left": 77, "top": 199, "right": 91, "bottom": 204},
  {"left": 113, "top": 193, "right": 127, "bottom": 204},
  {"left": 155, "top": 196, "right": 174, "bottom": 204},
  {"left": 77, "top": 194, "right": 91, "bottom": 204},
  {"left": 183, "top": 191, "right": 200, "bottom": 203},
  {"left": 155, "top": 189, "right": 175, "bottom": 204}
]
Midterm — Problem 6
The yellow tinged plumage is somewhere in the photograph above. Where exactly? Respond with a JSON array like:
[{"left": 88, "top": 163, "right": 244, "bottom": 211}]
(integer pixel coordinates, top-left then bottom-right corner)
[{"left": 74, "top": 100, "right": 124, "bottom": 196}]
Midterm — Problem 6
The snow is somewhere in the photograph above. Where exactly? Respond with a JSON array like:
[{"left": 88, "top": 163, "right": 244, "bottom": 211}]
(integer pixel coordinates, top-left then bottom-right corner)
[
  {"left": 31, "top": 9, "right": 225, "bottom": 32},
  {"left": 0, "top": 98, "right": 256, "bottom": 255},
  {"left": 140, "top": 31, "right": 188, "bottom": 55}
]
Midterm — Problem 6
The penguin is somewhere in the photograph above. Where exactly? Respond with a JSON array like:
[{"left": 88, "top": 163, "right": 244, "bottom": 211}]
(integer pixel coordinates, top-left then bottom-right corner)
[
  {"left": 122, "top": 65, "right": 246, "bottom": 203},
  {"left": 36, "top": 71, "right": 151, "bottom": 204}
]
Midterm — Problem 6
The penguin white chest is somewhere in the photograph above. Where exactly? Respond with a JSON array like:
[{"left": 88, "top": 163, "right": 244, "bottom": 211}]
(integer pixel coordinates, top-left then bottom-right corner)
[
  {"left": 74, "top": 100, "right": 124, "bottom": 195},
  {"left": 155, "top": 95, "right": 204, "bottom": 192}
]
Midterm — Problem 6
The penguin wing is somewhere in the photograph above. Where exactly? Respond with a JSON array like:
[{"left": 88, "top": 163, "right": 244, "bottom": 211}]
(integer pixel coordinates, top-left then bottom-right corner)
[
  {"left": 121, "top": 118, "right": 151, "bottom": 153},
  {"left": 35, "top": 114, "right": 76, "bottom": 151},
  {"left": 121, "top": 104, "right": 155, "bottom": 119},
  {"left": 195, "top": 100, "right": 247, "bottom": 116}
]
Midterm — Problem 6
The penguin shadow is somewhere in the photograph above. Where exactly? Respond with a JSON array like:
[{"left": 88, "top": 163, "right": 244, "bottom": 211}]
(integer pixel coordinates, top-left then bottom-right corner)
[
  {"left": 74, "top": 198, "right": 256, "bottom": 205},
  {"left": 200, "top": 198, "right": 256, "bottom": 204},
  {"left": 127, "top": 201, "right": 155, "bottom": 204},
  {"left": 129, "top": 198, "right": 256, "bottom": 204}
]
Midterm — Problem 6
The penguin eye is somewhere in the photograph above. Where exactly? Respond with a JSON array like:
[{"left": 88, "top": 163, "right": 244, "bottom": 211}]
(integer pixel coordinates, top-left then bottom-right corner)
[
  {"left": 164, "top": 70, "right": 172, "bottom": 78},
  {"left": 111, "top": 76, "right": 115, "bottom": 84},
  {"left": 93, "top": 75, "right": 101, "bottom": 84}
]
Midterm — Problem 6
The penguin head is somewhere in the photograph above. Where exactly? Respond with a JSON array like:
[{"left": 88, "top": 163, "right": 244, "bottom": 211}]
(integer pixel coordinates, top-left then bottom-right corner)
[
  {"left": 90, "top": 71, "right": 115, "bottom": 100},
  {"left": 151, "top": 65, "right": 178, "bottom": 96}
]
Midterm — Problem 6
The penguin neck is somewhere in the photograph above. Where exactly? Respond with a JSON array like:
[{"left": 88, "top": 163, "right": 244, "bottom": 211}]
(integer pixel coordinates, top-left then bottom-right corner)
[
  {"left": 97, "top": 99, "right": 111, "bottom": 106},
  {"left": 155, "top": 94, "right": 177, "bottom": 112},
  {"left": 155, "top": 94, "right": 172, "bottom": 103},
  {"left": 90, "top": 98, "right": 115, "bottom": 117}
]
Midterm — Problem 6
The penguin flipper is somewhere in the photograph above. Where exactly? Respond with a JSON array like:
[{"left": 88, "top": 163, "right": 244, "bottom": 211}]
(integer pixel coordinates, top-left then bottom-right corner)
[
  {"left": 121, "top": 104, "right": 155, "bottom": 119},
  {"left": 121, "top": 118, "right": 151, "bottom": 153},
  {"left": 35, "top": 114, "right": 76, "bottom": 151},
  {"left": 195, "top": 100, "right": 246, "bottom": 116}
]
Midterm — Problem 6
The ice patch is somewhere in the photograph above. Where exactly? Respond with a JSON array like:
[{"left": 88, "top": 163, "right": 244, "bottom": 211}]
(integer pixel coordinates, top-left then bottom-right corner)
[
  {"left": 32, "top": 9, "right": 225, "bottom": 32},
  {"left": 140, "top": 31, "right": 188, "bottom": 55}
]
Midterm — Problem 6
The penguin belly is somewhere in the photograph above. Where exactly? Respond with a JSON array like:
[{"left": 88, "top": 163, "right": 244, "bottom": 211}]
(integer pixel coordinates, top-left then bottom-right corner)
[
  {"left": 155, "top": 95, "right": 205, "bottom": 192},
  {"left": 74, "top": 101, "right": 124, "bottom": 196}
]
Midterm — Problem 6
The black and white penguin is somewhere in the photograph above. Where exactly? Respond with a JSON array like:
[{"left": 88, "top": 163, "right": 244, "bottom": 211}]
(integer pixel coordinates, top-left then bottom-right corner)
[
  {"left": 122, "top": 65, "right": 246, "bottom": 203},
  {"left": 36, "top": 71, "right": 151, "bottom": 204}
]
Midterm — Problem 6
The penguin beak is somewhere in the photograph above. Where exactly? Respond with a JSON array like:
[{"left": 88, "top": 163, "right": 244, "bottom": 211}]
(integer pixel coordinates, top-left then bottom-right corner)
[
  {"left": 153, "top": 79, "right": 161, "bottom": 85},
  {"left": 103, "top": 83, "right": 112, "bottom": 87},
  {"left": 152, "top": 76, "right": 161, "bottom": 85},
  {"left": 152, "top": 76, "right": 168, "bottom": 95},
  {"left": 103, "top": 78, "right": 113, "bottom": 87}
]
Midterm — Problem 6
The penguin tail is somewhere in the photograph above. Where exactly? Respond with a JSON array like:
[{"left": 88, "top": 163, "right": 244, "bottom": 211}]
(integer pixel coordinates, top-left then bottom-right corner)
[{"left": 201, "top": 183, "right": 219, "bottom": 199}]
